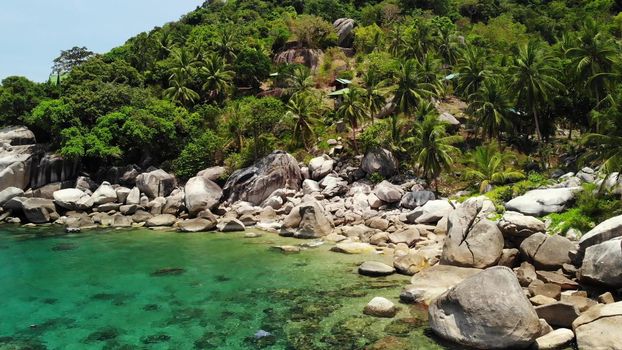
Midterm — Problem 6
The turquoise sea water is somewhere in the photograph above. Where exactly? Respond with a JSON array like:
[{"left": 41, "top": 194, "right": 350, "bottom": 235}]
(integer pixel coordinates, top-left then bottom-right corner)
[{"left": 0, "top": 227, "right": 447, "bottom": 350}]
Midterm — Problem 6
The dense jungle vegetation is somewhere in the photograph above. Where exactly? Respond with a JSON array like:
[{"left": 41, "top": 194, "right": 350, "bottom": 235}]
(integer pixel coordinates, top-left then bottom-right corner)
[{"left": 2, "top": 0, "right": 622, "bottom": 198}]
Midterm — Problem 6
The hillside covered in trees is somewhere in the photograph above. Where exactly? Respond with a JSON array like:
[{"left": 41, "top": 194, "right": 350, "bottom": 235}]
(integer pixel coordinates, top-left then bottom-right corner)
[{"left": 2, "top": 0, "right": 622, "bottom": 191}]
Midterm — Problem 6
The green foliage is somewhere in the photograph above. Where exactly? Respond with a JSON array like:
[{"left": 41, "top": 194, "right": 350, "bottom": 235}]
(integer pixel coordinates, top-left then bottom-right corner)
[
  {"left": 0, "top": 77, "right": 45, "bottom": 125},
  {"left": 546, "top": 208, "right": 594, "bottom": 236},
  {"left": 173, "top": 130, "right": 225, "bottom": 180},
  {"left": 233, "top": 48, "right": 271, "bottom": 89},
  {"left": 465, "top": 143, "right": 525, "bottom": 193},
  {"left": 359, "top": 119, "right": 393, "bottom": 152},
  {"left": 24, "top": 99, "right": 77, "bottom": 144}
]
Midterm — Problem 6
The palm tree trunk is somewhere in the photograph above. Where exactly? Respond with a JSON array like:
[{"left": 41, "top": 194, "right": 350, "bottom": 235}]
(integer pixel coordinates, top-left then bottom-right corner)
[{"left": 532, "top": 105, "right": 543, "bottom": 142}]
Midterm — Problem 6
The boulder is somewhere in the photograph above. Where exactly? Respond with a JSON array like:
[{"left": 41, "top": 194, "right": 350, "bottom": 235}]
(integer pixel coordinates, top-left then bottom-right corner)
[
  {"left": 145, "top": 214, "right": 177, "bottom": 227},
  {"left": 358, "top": 261, "right": 395, "bottom": 277},
  {"left": 308, "top": 155, "right": 334, "bottom": 180},
  {"left": 399, "top": 190, "right": 435, "bottom": 209},
  {"left": 302, "top": 179, "right": 321, "bottom": 194},
  {"left": 23, "top": 198, "right": 57, "bottom": 224},
  {"left": 361, "top": 148, "right": 398, "bottom": 178},
  {"left": 330, "top": 242, "right": 375, "bottom": 254},
  {"left": 364, "top": 297, "right": 396, "bottom": 318},
  {"left": 403, "top": 265, "right": 481, "bottom": 305},
  {"left": 131, "top": 210, "right": 153, "bottom": 223},
  {"left": 53, "top": 188, "right": 93, "bottom": 211},
  {"left": 440, "top": 197, "right": 504, "bottom": 268},
  {"left": 178, "top": 218, "right": 217, "bottom": 232},
  {"left": 516, "top": 261, "right": 538, "bottom": 287},
  {"left": 91, "top": 182, "right": 118, "bottom": 205},
  {"left": 283, "top": 200, "right": 333, "bottom": 238},
  {"left": 438, "top": 112, "right": 460, "bottom": 126},
  {"left": 578, "top": 214, "right": 622, "bottom": 255},
  {"left": 115, "top": 187, "right": 131, "bottom": 204},
  {"left": 533, "top": 328, "right": 575, "bottom": 350},
  {"left": 320, "top": 174, "right": 348, "bottom": 197},
  {"left": 136, "top": 169, "right": 176, "bottom": 199},
  {"left": 579, "top": 237, "right": 622, "bottom": 288},
  {"left": 388, "top": 228, "right": 420, "bottom": 245},
  {"left": 0, "top": 146, "right": 32, "bottom": 190},
  {"left": 572, "top": 302, "right": 622, "bottom": 350},
  {"left": 505, "top": 187, "right": 580, "bottom": 216},
  {"left": 197, "top": 166, "right": 227, "bottom": 182},
  {"left": 0, "top": 187, "right": 24, "bottom": 206},
  {"left": 162, "top": 189, "right": 185, "bottom": 215},
  {"left": 111, "top": 214, "right": 133, "bottom": 228},
  {"left": 333, "top": 18, "right": 356, "bottom": 47},
  {"left": 498, "top": 211, "right": 545, "bottom": 239},
  {"left": 126, "top": 187, "right": 140, "bottom": 205},
  {"left": 406, "top": 200, "right": 454, "bottom": 224},
  {"left": 393, "top": 246, "right": 441, "bottom": 275},
  {"left": 217, "top": 218, "right": 246, "bottom": 232},
  {"left": 536, "top": 271, "right": 579, "bottom": 290},
  {"left": 428, "top": 267, "right": 541, "bottom": 349},
  {"left": 184, "top": 176, "right": 223, "bottom": 216},
  {"left": 519, "top": 232, "right": 574, "bottom": 270},
  {"left": 0, "top": 126, "right": 36, "bottom": 145},
  {"left": 374, "top": 181, "right": 403, "bottom": 204},
  {"left": 223, "top": 151, "right": 302, "bottom": 205},
  {"left": 535, "top": 302, "right": 581, "bottom": 328}
]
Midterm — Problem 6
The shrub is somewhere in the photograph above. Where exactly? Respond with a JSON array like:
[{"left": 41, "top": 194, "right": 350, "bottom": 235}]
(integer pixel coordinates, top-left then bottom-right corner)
[{"left": 173, "top": 130, "right": 225, "bottom": 180}]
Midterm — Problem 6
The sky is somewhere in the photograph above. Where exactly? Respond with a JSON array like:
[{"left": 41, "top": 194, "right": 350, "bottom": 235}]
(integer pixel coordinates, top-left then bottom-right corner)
[{"left": 0, "top": 0, "right": 203, "bottom": 82}]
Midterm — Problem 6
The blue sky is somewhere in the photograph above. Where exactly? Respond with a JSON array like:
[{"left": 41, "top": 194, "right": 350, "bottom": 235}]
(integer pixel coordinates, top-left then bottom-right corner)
[{"left": 1, "top": 0, "right": 203, "bottom": 82}]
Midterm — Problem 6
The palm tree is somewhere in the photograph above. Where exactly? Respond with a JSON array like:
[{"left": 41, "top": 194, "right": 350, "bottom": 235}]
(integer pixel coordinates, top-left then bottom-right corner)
[
  {"left": 213, "top": 27, "right": 238, "bottom": 62},
  {"left": 285, "top": 66, "right": 315, "bottom": 97},
  {"left": 387, "top": 25, "right": 408, "bottom": 57},
  {"left": 437, "top": 30, "right": 461, "bottom": 66},
  {"left": 581, "top": 132, "right": 622, "bottom": 175},
  {"left": 392, "top": 59, "right": 435, "bottom": 116},
  {"left": 200, "top": 55, "right": 234, "bottom": 103},
  {"left": 164, "top": 73, "right": 200, "bottom": 107},
  {"left": 456, "top": 45, "right": 489, "bottom": 97},
  {"left": 405, "top": 114, "right": 463, "bottom": 191},
  {"left": 566, "top": 19, "right": 619, "bottom": 104},
  {"left": 468, "top": 78, "right": 513, "bottom": 140},
  {"left": 336, "top": 88, "right": 367, "bottom": 153},
  {"left": 284, "top": 93, "right": 320, "bottom": 150},
  {"left": 509, "top": 41, "right": 563, "bottom": 142},
  {"left": 169, "top": 48, "right": 200, "bottom": 80},
  {"left": 360, "top": 69, "right": 391, "bottom": 124},
  {"left": 465, "top": 144, "right": 525, "bottom": 193}
]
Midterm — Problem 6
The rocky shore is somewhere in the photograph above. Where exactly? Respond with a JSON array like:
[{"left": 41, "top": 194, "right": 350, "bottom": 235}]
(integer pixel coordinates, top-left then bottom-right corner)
[{"left": 1, "top": 126, "right": 621, "bottom": 349}]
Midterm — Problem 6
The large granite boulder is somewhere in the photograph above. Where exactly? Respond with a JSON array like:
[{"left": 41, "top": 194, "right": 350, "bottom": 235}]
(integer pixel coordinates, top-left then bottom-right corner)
[
  {"left": 283, "top": 200, "right": 333, "bottom": 238},
  {"left": 53, "top": 188, "right": 93, "bottom": 211},
  {"left": 400, "top": 190, "right": 435, "bottom": 209},
  {"left": 373, "top": 180, "right": 403, "bottom": 204},
  {"left": 0, "top": 187, "right": 24, "bottom": 207},
  {"left": 145, "top": 214, "right": 177, "bottom": 227},
  {"left": 428, "top": 267, "right": 541, "bottom": 349},
  {"left": 23, "top": 198, "right": 58, "bottom": 224},
  {"left": 361, "top": 148, "right": 398, "bottom": 178},
  {"left": 519, "top": 232, "right": 574, "bottom": 270},
  {"left": 406, "top": 199, "right": 454, "bottom": 224},
  {"left": 573, "top": 302, "right": 622, "bottom": 350},
  {"left": 579, "top": 237, "right": 622, "bottom": 288},
  {"left": 320, "top": 174, "right": 348, "bottom": 197},
  {"left": 197, "top": 166, "right": 227, "bottom": 182},
  {"left": 136, "top": 169, "right": 176, "bottom": 199},
  {"left": 333, "top": 18, "right": 356, "bottom": 47},
  {"left": 178, "top": 217, "right": 217, "bottom": 232},
  {"left": 91, "top": 182, "right": 118, "bottom": 205},
  {"left": 505, "top": 187, "right": 580, "bottom": 216},
  {"left": 184, "top": 176, "right": 222, "bottom": 216},
  {"left": 308, "top": 154, "right": 334, "bottom": 180},
  {"left": 0, "top": 143, "right": 33, "bottom": 190},
  {"left": 0, "top": 126, "right": 36, "bottom": 146},
  {"left": 402, "top": 265, "right": 481, "bottom": 305},
  {"left": 497, "top": 211, "right": 545, "bottom": 240},
  {"left": 578, "top": 214, "right": 622, "bottom": 256},
  {"left": 441, "top": 197, "right": 503, "bottom": 268},
  {"left": 223, "top": 151, "right": 302, "bottom": 206}
]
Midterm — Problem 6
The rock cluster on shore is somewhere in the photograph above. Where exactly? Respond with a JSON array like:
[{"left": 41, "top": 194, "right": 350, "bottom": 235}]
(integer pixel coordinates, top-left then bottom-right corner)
[{"left": 1, "top": 126, "right": 621, "bottom": 349}]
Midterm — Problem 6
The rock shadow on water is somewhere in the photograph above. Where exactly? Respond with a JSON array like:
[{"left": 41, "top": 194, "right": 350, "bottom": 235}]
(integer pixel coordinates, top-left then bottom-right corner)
[
  {"left": 20, "top": 317, "right": 77, "bottom": 337},
  {"left": 150, "top": 267, "right": 186, "bottom": 277},
  {"left": 90, "top": 292, "right": 136, "bottom": 306},
  {"left": 51, "top": 242, "right": 78, "bottom": 251},
  {"left": 213, "top": 274, "right": 231, "bottom": 282},
  {"left": 140, "top": 333, "right": 171, "bottom": 344},
  {"left": 84, "top": 327, "right": 122, "bottom": 343},
  {"left": 165, "top": 307, "right": 205, "bottom": 326},
  {"left": 142, "top": 303, "right": 160, "bottom": 311}
]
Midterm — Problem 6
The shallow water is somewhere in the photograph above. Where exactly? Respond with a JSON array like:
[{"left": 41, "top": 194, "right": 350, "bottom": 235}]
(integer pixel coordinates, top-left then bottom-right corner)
[{"left": 0, "top": 226, "right": 447, "bottom": 349}]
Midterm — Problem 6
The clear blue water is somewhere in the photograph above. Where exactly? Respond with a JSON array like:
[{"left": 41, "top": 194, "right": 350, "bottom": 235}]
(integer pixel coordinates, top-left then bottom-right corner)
[{"left": 0, "top": 227, "right": 445, "bottom": 349}]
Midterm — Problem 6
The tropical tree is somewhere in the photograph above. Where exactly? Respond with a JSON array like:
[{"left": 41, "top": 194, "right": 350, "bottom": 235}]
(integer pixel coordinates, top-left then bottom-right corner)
[
  {"left": 566, "top": 20, "right": 619, "bottom": 103},
  {"left": 392, "top": 59, "right": 434, "bottom": 116},
  {"left": 405, "top": 114, "right": 462, "bottom": 191},
  {"left": 336, "top": 88, "right": 367, "bottom": 153},
  {"left": 213, "top": 27, "right": 238, "bottom": 62},
  {"left": 284, "top": 93, "right": 320, "bottom": 150},
  {"left": 168, "top": 48, "right": 200, "bottom": 80},
  {"left": 509, "top": 41, "right": 563, "bottom": 142},
  {"left": 360, "top": 69, "right": 391, "bottom": 124},
  {"left": 285, "top": 66, "right": 315, "bottom": 97},
  {"left": 164, "top": 73, "right": 199, "bottom": 107},
  {"left": 200, "top": 55, "right": 234, "bottom": 103},
  {"left": 465, "top": 144, "right": 525, "bottom": 193},
  {"left": 437, "top": 30, "right": 461, "bottom": 66},
  {"left": 456, "top": 45, "right": 489, "bottom": 97},
  {"left": 468, "top": 77, "right": 513, "bottom": 139}
]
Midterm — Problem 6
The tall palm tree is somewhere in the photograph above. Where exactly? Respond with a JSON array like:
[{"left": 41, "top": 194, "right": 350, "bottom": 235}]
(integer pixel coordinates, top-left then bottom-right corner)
[
  {"left": 392, "top": 59, "right": 435, "bottom": 116},
  {"left": 509, "top": 41, "right": 563, "bottom": 142},
  {"left": 437, "top": 30, "right": 461, "bottom": 66},
  {"left": 387, "top": 25, "right": 408, "bottom": 57},
  {"left": 465, "top": 144, "right": 525, "bottom": 193},
  {"left": 336, "top": 88, "right": 367, "bottom": 153},
  {"left": 581, "top": 132, "right": 622, "bottom": 175},
  {"left": 200, "top": 55, "right": 234, "bottom": 103},
  {"left": 284, "top": 93, "right": 320, "bottom": 150},
  {"left": 566, "top": 19, "right": 619, "bottom": 104},
  {"left": 405, "top": 114, "right": 462, "bottom": 191},
  {"left": 213, "top": 27, "right": 238, "bottom": 62},
  {"left": 285, "top": 66, "right": 315, "bottom": 97},
  {"left": 456, "top": 45, "right": 489, "bottom": 97},
  {"left": 360, "top": 69, "right": 391, "bottom": 124},
  {"left": 164, "top": 73, "right": 200, "bottom": 107},
  {"left": 468, "top": 78, "right": 513, "bottom": 140},
  {"left": 169, "top": 48, "right": 200, "bottom": 80}
]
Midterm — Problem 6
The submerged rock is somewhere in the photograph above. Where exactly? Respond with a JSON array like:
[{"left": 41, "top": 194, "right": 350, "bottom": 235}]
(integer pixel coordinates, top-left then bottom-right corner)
[
  {"left": 364, "top": 297, "right": 397, "bottom": 318},
  {"left": 358, "top": 261, "right": 395, "bottom": 277},
  {"left": 150, "top": 268, "right": 186, "bottom": 277}
]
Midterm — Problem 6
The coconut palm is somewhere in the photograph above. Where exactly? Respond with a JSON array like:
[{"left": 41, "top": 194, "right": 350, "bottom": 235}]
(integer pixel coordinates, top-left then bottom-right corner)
[
  {"left": 168, "top": 48, "right": 200, "bottom": 80},
  {"left": 456, "top": 45, "right": 489, "bottom": 97},
  {"left": 336, "top": 88, "right": 367, "bottom": 153},
  {"left": 285, "top": 66, "right": 315, "bottom": 97},
  {"left": 509, "top": 41, "right": 563, "bottom": 142},
  {"left": 566, "top": 19, "right": 619, "bottom": 103},
  {"left": 200, "top": 55, "right": 234, "bottom": 103},
  {"left": 387, "top": 25, "right": 408, "bottom": 57},
  {"left": 437, "top": 30, "right": 461, "bottom": 66},
  {"left": 360, "top": 69, "right": 391, "bottom": 124},
  {"left": 465, "top": 144, "right": 525, "bottom": 193},
  {"left": 405, "top": 114, "right": 463, "bottom": 191},
  {"left": 468, "top": 78, "right": 513, "bottom": 140},
  {"left": 392, "top": 59, "right": 435, "bottom": 116},
  {"left": 164, "top": 73, "right": 199, "bottom": 107},
  {"left": 213, "top": 27, "right": 238, "bottom": 62},
  {"left": 284, "top": 93, "right": 320, "bottom": 150}
]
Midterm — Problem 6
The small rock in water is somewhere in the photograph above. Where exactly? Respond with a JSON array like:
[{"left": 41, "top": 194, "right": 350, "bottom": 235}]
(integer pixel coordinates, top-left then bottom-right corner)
[
  {"left": 150, "top": 268, "right": 186, "bottom": 277},
  {"left": 299, "top": 240, "right": 324, "bottom": 248},
  {"left": 271, "top": 245, "right": 301, "bottom": 253},
  {"left": 51, "top": 243, "right": 78, "bottom": 252},
  {"left": 65, "top": 227, "right": 81, "bottom": 233},
  {"left": 244, "top": 232, "right": 263, "bottom": 238},
  {"left": 143, "top": 304, "right": 160, "bottom": 311}
]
